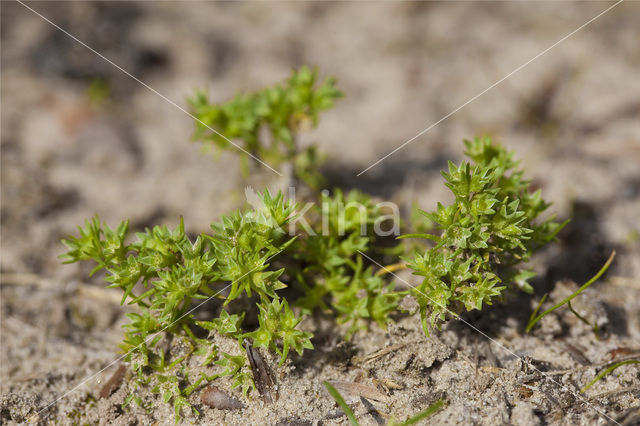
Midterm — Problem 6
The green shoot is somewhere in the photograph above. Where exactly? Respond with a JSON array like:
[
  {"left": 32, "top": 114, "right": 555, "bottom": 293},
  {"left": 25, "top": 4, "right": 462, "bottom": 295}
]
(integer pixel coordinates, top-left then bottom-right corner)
[
  {"left": 402, "top": 137, "right": 568, "bottom": 334},
  {"left": 323, "top": 381, "right": 358, "bottom": 426},
  {"left": 189, "top": 66, "right": 342, "bottom": 188},
  {"left": 526, "top": 250, "right": 616, "bottom": 333},
  {"left": 580, "top": 360, "right": 640, "bottom": 393},
  {"left": 529, "top": 293, "right": 547, "bottom": 325},
  {"left": 567, "top": 300, "right": 600, "bottom": 340}
]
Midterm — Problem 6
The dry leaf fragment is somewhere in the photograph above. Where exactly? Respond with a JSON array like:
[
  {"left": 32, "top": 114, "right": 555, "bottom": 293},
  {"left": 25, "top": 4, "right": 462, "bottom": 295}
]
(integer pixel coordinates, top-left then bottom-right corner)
[
  {"left": 245, "top": 339, "right": 277, "bottom": 402},
  {"left": 517, "top": 386, "right": 534, "bottom": 398},
  {"left": 99, "top": 364, "right": 126, "bottom": 399},
  {"left": 606, "top": 347, "right": 636, "bottom": 360}
]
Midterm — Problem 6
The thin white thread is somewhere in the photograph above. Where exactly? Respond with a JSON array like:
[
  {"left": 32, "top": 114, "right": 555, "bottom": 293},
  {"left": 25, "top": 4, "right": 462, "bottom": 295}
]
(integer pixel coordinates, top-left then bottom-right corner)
[
  {"left": 15, "top": 0, "right": 624, "bottom": 422},
  {"left": 357, "top": 250, "right": 620, "bottom": 425},
  {"left": 28, "top": 250, "right": 284, "bottom": 421},
  {"left": 16, "top": 0, "right": 282, "bottom": 176},
  {"left": 358, "top": 0, "right": 624, "bottom": 176}
]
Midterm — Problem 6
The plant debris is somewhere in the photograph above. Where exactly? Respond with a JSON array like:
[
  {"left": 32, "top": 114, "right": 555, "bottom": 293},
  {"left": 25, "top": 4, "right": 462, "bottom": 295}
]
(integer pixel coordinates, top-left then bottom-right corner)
[
  {"left": 200, "top": 385, "right": 244, "bottom": 410},
  {"left": 99, "top": 364, "right": 126, "bottom": 399},
  {"left": 244, "top": 339, "right": 277, "bottom": 403}
]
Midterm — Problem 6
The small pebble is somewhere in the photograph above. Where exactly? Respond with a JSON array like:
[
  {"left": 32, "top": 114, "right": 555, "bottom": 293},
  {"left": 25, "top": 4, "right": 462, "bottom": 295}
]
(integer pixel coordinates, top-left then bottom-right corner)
[{"left": 200, "top": 385, "right": 244, "bottom": 410}]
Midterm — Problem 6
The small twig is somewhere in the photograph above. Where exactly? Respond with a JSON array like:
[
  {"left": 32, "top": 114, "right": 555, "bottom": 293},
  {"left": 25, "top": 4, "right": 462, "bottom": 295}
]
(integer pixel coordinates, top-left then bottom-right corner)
[
  {"left": 516, "top": 374, "right": 541, "bottom": 385},
  {"left": 99, "top": 364, "right": 126, "bottom": 399}
]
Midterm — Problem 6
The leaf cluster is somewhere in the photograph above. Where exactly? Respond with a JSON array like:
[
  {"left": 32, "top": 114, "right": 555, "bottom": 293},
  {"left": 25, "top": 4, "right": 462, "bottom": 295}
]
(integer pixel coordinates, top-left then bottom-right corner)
[
  {"left": 62, "top": 187, "right": 402, "bottom": 419},
  {"left": 294, "top": 190, "right": 402, "bottom": 339},
  {"left": 188, "top": 66, "right": 343, "bottom": 187},
  {"left": 62, "top": 68, "right": 566, "bottom": 422},
  {"left": 61, "top": 191, "right": 311, "bottom": 420},
  {"left": 402, "top": 137, "right": 567, "bottom": 333}
]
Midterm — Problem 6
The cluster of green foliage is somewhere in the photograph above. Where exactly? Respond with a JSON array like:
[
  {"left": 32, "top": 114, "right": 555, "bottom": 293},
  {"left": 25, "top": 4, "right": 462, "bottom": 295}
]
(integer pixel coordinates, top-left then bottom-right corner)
[
  {"left": 189, "top": 66, "right": 342, "bottom": 187},
  {"left": 61, "top": 192, "right": 310, "bottom": 419},
  {"left": 402, "top": 137, "right": 567, "bottom": 333},
  {"left": 294, "top": 189, "right": 402, "bottom": 339},
  {"left": 61, "top": 189, "right": 398, "bottom": 419},
  {"left": 62, "top": 67, "right": 564, "bottom": 421}
]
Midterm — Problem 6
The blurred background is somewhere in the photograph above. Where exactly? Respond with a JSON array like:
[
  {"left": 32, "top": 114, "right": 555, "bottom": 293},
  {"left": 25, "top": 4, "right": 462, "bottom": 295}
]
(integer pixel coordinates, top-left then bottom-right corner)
[
  {"left": 2, "top": 1, "right": 639, "bottom": 273},
  {"left": 1, "top": 0, "right": 639, "bottom": 413}
]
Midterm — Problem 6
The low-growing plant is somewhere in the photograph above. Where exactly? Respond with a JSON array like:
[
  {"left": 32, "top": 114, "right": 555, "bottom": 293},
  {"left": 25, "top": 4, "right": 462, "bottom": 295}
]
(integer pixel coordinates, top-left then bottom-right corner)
[
  {"left": 400, "top": 136, "right": 568, "bottom": 333},
  {"left": 189, "top": 66, "right": 342, "bottom": 188},
  {"left": 62, "top": 191, "right": 307, "bottom": 419},
  {"left": 294, "top": 189, "right": 402, "bottom": 339},
  {"left": 62, "top": 188, "right": 401, "bottom": 420},
  {"left": 62, "top": 67, "right": 565, "bottom": 421}
]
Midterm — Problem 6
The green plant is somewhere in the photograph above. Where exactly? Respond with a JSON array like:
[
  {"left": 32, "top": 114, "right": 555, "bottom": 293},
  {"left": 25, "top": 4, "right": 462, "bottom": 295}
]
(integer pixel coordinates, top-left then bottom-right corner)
[
  {"left": 526, "top": 250, "right": 615, "bottom": 333},
  {"left": 61, "top": 191, "right": 310, "bottom": 420},
  {"left": 61, "top": 187, "right": 399, "bottom": 420},
  {"left": 62, "top": 69, "right": 566, "bottom": 421},
  {"left": 402, "top": 137, "right": 568, "bottom": 334},
  {"left": 294, "top": 189, "right": 402, "bottom": 339},
  {"left": 189, "top": 66, "right": 343, "bottom": 188}
]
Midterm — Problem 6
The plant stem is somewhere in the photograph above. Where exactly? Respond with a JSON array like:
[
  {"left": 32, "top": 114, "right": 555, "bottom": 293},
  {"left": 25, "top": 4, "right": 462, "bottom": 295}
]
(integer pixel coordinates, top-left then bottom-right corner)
[
  {"left": 375, "top": 262, "right": 408, "bottom": 277},
  {"left": 581, "top": 360, "right": 640, "bottom": 393}
]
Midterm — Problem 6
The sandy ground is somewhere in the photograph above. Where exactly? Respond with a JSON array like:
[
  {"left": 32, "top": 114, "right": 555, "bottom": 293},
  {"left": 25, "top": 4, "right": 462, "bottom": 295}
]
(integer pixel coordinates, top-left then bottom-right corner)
[{"left": 1, "top": 1, "right": 639, "bottom": 425}]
